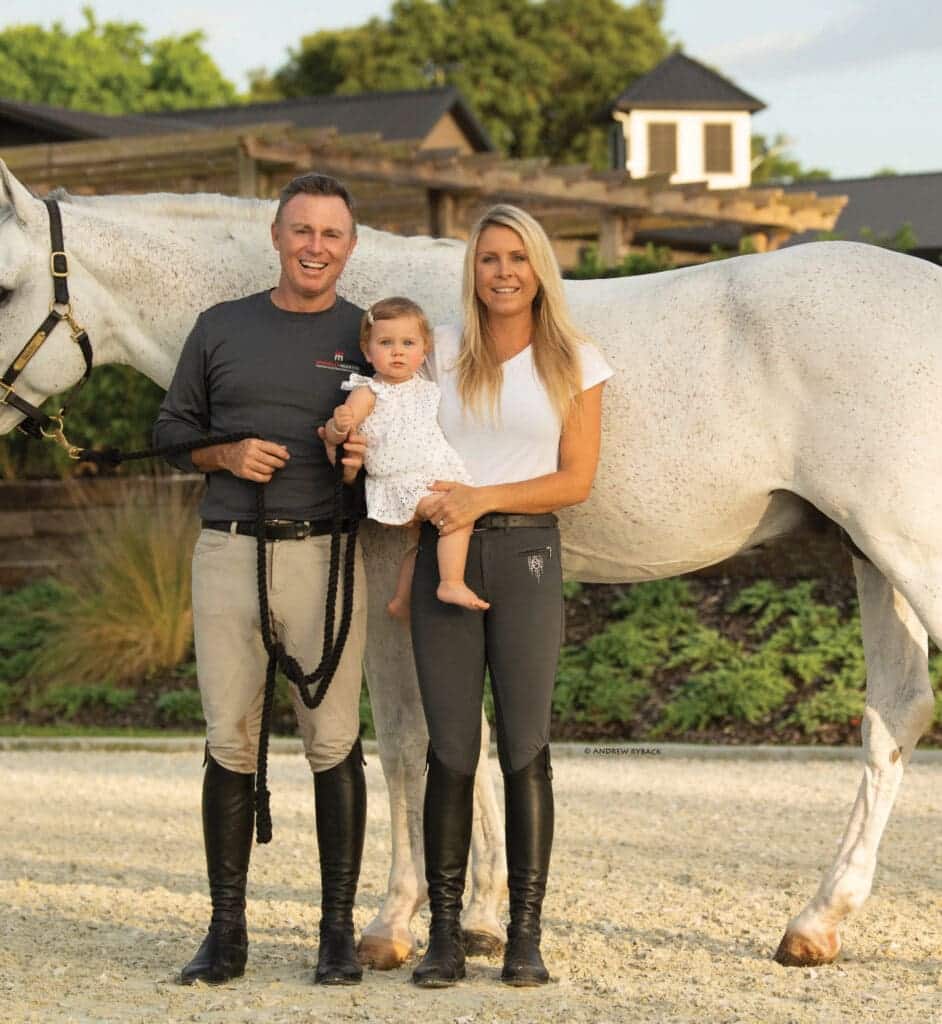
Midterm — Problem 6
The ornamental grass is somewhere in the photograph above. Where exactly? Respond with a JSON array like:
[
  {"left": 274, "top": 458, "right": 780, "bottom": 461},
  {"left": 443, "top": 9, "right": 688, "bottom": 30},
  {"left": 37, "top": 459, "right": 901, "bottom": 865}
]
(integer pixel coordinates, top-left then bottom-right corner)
[{"left": 35, "top": 477, "right": 199, "bottom": 685}]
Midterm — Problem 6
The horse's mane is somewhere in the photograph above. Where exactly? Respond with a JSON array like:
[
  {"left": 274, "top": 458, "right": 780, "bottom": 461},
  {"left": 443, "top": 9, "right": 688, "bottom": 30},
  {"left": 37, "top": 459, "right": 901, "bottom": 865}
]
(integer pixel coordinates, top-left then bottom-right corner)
[
  {"left": 47, "top": 187, "right": 465, "bottom": 255},
  {"left": 48, "top": 187, "right": 274, "bottom": 223}
]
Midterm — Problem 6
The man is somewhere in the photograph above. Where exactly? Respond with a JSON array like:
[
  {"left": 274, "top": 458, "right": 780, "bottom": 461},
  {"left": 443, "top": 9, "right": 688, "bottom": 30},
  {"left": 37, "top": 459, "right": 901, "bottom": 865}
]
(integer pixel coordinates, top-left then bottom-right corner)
[{"left": 155, "top": 173, "right": 369, "bottom": 986}]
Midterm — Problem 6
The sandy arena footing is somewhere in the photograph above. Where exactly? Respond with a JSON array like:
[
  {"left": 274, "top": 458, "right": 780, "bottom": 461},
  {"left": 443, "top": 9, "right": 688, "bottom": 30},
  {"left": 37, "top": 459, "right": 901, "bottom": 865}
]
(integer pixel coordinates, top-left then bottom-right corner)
[{"left": 1, "top": 746, "right": 940, "bottom": 1023}]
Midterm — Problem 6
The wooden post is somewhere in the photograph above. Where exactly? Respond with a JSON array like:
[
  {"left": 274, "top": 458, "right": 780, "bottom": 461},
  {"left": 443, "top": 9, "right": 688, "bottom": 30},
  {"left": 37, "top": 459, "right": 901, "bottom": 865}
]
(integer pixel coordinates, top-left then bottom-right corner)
[
  {"left": 764, "top": 228, "right": 793, "bottom": 251},
  {"left": 742, "top": 231, "right": 769, "bottom": 253},
  {"left": 427, "top": 188, "right": 458, "bottom": 237},
  {"left": 599, "top": 212, "right": 635, "bottom": 267},
  {"left": 237, "top": 146, "right": 259, "bottom": 197}
]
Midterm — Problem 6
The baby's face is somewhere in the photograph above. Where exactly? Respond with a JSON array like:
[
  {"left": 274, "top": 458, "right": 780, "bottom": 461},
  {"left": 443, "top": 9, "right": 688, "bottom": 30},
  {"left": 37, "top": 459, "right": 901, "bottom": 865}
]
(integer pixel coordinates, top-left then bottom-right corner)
[{"left": 366, "top": 315, "right": 428, "bottom": 384}]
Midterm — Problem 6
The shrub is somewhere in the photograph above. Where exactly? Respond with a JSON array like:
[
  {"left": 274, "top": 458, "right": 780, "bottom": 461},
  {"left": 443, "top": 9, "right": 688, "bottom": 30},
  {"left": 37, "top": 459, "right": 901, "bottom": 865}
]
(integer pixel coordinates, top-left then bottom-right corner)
[
  {"left": 659, "top": 580, "right": 866, "bottom": 735},
  {"left": 0, "top": 682, "right": 16, "bottom": 715},
  {"left": 554, "top": 579, "right": 696, "bottom": 730},
  {"left": 0, "top": 579, "right": 70, "bottom": 683},
  {"left": 34, "top": 478, "right": 200, "bottom": 684},
  {"left": 566, "top": 242, "right": 674, "bottom": 280},
  {"left": 658, "top": 655, "right": 794, "bottom": 732},
  {"left": 156, "top": 687, "right": 204, "bottom": 725},
  {"left": 30, "top": 683, "right": 137, "bottom": 718}
]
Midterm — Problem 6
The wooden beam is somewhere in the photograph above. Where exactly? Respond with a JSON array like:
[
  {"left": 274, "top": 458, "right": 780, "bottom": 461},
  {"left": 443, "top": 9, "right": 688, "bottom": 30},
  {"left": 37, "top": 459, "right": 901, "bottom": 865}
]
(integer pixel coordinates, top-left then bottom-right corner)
[{"left": 1, "top": 123, "right": 848, "bottom": 239}]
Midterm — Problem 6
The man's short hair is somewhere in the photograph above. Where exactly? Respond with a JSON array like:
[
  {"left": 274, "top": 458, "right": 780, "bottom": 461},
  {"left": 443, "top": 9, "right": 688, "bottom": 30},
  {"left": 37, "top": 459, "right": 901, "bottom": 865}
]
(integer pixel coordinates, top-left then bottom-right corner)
[{"left": 274, "top": 173, "right": 356, "bottom": 232}]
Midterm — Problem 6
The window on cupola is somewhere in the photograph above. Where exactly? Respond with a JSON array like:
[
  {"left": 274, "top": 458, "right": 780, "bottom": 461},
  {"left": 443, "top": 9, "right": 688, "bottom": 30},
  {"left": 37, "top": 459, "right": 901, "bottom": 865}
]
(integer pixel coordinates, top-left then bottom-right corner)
[
  {"left": 647, "top": 123, "right": 677, "bottom": 175},
  {"left": 704, "top": 123, "right": 733, "bottom": 173}
]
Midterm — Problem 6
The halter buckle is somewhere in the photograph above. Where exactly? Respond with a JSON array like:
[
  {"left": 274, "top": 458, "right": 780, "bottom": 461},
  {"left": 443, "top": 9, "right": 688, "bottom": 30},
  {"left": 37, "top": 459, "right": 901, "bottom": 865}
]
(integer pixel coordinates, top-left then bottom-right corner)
[
  {"left": 51, "top": 251, "right": 68, "bottom": 278},
  {"left": 0, "top": 380, "right": 13, "bottom": 404},
  {"left": 40, "top": 413, "right": 82, "bottom": 460}
]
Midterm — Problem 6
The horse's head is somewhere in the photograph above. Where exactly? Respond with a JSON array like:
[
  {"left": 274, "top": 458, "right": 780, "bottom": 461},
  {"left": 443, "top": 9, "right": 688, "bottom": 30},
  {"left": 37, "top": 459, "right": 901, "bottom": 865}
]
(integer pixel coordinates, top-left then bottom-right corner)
[{"left": 0, "top": 161, "right": 99, "bottom": 436}]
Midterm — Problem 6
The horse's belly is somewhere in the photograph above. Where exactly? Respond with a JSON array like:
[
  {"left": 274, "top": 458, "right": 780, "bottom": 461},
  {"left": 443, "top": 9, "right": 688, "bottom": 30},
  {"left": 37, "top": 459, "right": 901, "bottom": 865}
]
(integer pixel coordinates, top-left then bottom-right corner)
[{"left": 557, "top": 485, "right": 807, "bottom": 584}]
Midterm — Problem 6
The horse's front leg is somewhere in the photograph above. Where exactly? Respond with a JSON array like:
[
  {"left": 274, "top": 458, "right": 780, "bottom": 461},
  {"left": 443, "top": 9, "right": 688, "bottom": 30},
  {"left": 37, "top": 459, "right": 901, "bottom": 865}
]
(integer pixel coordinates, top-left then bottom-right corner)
[
  {"left": 358, "top": 526, "right": 428, "bottom": 969},
  {"left": 775, "top": 557, "right": 935, "bottom": 966}
]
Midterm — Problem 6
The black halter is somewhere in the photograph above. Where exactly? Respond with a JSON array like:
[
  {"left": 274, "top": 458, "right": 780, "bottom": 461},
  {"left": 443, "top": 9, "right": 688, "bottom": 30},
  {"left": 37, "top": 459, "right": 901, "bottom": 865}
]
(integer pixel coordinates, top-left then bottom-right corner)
[{"left": 0, "top": 198, "right": 93, "bottom": 454}]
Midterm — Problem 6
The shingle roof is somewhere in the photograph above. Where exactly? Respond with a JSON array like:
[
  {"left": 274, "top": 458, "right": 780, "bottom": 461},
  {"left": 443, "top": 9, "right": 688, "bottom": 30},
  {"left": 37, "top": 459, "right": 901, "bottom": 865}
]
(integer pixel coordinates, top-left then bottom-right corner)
[
  {"left": 0, "top": 87, "right": 494, "bottom": 151},
  {"left": 613, "top": 52, "right": 765, "bottom": 113},
  {"left": 0, "top": 98, "right": 197, "bottom": 141},
  {"left": 784, "top": 171, "right": 942, "bottom": 248},
  {"left": 144, "top": 86, "right": 493, "bottom": 150}
]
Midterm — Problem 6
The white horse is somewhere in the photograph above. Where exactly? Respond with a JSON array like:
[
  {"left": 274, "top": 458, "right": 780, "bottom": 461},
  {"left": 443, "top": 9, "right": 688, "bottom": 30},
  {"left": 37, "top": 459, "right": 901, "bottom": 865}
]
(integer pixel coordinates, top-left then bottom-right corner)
[{"left": 1, "top": 161, "right": 938, "bottom": 968}]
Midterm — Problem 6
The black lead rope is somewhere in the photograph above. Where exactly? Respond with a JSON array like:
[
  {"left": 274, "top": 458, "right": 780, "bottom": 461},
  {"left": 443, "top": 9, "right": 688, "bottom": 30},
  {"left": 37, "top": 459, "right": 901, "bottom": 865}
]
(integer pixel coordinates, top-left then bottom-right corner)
[{"left": 77, "top": 435, "right": 360, "bottom": 843}]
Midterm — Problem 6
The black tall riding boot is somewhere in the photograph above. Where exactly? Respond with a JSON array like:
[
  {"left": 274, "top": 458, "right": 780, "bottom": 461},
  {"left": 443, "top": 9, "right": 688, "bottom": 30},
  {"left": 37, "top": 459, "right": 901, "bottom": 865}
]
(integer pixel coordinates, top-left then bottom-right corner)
[
  {"left": 411, "top": 747, "right": 475, "bottom": 988},
  {"left": 180, "top": 754, "right": 254, "bottom": 985},
  {"left": 501, "top": 746, "right": 553, "bottom": 986},
  {"left": 314, "top": 738, "right": 366, "bottom": 985}
]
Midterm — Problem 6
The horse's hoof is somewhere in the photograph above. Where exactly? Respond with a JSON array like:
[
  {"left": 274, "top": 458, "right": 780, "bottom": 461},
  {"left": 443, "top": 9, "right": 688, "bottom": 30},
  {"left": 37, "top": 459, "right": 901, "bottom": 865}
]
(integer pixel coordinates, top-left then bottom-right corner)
[
  {"left": 773, "top": 929, "right": 841, "bottom": 967},
  {"left": 357, "top": 934, "right": 413, "bottom": 970},
  {"left": 462, "top": 929, "right": 504, "bottom": 958}
]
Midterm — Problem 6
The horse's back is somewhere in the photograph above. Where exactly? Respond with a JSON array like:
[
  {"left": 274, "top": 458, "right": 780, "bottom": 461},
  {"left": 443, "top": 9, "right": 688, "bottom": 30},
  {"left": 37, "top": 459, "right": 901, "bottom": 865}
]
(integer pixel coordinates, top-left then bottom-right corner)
[{"left": 558, "top": 243, "right": 942, "bottom": 580}]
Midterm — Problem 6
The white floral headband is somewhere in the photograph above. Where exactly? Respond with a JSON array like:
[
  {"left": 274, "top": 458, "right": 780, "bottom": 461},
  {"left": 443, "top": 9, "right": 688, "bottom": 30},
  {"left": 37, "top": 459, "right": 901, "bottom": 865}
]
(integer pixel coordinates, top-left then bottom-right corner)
[{"left": 365, "top": 306, "right": 374, "bottom": 326}]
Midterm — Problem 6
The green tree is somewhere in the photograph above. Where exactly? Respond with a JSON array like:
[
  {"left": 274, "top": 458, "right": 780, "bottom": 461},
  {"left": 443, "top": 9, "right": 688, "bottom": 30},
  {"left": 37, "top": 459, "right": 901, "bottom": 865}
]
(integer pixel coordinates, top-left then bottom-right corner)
[
  {"left": 0, "top": 6, "right": 236, "bottom": 114},
  {"left": 751, "top": 133, "right": 831, "bottom": 185},
  {"left": 269, "top": 0, "right": 669, "bottom": 164}
]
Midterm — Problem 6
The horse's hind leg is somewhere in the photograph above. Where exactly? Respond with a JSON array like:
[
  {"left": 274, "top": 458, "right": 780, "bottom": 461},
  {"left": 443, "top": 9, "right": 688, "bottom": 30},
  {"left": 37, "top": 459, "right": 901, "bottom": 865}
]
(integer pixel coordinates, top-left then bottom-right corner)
[{"left": 775, "top": 556, "right": 935, "bottom": 966}]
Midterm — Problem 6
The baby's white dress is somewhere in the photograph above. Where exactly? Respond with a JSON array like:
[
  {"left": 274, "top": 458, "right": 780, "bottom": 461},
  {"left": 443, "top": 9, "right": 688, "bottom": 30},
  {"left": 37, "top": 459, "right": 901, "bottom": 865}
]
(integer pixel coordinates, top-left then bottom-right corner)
[{"left": 342, "top": 373, "right": 473, "bottom": 526}]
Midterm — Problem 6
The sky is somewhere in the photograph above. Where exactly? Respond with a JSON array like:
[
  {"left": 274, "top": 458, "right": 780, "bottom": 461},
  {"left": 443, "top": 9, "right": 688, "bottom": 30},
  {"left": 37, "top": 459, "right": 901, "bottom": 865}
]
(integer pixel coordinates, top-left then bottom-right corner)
[{"left": 4, "top": 0, "right": 941, "bottom": 179}]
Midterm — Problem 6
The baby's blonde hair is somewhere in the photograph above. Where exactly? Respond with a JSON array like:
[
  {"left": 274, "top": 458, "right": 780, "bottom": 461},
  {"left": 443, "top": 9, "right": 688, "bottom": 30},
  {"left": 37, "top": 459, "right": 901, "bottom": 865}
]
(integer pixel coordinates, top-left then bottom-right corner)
[
  {"left": 457, "top": 204, "right": 585, "bottom": 422},
  {"left": 360, "top": 296, "right": 432, "bottom": 353}
]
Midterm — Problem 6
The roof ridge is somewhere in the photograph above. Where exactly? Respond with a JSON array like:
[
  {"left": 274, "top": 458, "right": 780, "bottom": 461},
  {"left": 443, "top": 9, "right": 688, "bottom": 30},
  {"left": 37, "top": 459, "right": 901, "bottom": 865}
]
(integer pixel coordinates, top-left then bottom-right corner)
[
  {"left": 150, "top": 85, "right": 458, "bottom": 119},
  {"left": 807, "top": 170, "right": 942, "bottom": 186},
  {"left": 613, "top": 51, "right": 765, "bottom": 112}
]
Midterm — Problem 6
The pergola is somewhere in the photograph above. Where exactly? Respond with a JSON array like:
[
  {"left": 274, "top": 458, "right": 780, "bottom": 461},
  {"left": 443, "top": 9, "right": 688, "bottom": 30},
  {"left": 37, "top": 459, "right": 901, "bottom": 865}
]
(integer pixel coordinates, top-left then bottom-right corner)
[{"left": 2, "top": 124, "right": 846, "bottom": 266}]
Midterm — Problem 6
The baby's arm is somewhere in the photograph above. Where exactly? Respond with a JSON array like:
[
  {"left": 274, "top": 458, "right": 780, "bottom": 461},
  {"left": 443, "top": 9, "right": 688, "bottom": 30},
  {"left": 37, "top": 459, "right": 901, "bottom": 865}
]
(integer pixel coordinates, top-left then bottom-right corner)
[{"left": 325, "top": 386, "right": 376, "bottom": 444}]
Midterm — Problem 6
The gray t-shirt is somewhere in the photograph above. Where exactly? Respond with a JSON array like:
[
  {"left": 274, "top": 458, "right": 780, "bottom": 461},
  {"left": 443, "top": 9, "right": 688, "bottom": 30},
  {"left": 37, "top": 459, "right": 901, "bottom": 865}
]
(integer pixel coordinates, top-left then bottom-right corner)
[{"left": 155, "top": 290, "right": 367, "bottom": 522}]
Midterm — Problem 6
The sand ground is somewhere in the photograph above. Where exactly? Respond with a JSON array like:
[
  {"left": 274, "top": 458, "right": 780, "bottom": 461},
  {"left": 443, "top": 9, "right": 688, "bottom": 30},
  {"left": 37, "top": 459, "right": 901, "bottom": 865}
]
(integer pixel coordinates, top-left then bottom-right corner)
[{"left": 1, "top": 746, "right": 940, "bottom": 1023}]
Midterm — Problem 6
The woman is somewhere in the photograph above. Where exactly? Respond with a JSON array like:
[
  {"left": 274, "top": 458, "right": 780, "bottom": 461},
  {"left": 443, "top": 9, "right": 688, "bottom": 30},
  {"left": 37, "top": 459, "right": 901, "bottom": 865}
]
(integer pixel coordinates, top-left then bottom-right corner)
[{"left": 410, "top": 204, "right": 612, "bottom": 987}]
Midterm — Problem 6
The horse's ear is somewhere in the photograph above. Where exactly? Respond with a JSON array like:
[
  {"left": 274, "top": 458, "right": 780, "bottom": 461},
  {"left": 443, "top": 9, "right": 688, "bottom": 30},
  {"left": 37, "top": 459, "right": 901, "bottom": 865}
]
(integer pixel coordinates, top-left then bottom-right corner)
[{"left": 0, "top": 160, "right": 43, "bottom": 229}]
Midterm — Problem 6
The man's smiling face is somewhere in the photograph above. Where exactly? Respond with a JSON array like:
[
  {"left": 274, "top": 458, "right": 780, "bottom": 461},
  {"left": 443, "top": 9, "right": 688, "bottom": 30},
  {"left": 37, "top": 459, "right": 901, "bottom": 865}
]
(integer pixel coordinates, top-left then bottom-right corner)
[{"left": 270, "top": 193, "right": 357, "bottom": 312}]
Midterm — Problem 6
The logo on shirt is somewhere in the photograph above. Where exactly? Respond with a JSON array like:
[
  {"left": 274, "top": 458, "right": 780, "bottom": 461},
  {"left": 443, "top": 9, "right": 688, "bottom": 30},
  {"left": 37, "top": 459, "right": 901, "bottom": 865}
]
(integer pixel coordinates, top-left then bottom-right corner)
[{"left": 315, "top": 350, "right": 363, "bottom": 373}]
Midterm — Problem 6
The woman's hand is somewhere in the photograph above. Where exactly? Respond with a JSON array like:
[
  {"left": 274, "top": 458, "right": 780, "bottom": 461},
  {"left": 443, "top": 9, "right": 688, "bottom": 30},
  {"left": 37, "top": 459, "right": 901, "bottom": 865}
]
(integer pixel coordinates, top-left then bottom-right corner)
[{"left": 427, "top": 481, "right": 490, "bottom": 535}]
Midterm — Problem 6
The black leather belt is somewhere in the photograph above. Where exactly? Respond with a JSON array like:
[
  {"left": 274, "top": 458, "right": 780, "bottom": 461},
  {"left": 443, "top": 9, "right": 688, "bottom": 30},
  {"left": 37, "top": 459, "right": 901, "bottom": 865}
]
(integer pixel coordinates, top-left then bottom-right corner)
[
  {"left": 202, "top": 519, "right": 353, "bottom": 541},
  {"left": 473, "top": 513, "right": 558, "bottom": 530}
]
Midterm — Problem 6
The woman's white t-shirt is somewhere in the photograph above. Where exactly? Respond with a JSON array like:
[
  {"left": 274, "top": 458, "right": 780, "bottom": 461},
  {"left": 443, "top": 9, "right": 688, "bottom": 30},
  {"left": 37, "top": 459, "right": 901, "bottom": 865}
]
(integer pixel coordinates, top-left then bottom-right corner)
[{"left": 428, "top": 324, "right": 613, "bottom": 488}]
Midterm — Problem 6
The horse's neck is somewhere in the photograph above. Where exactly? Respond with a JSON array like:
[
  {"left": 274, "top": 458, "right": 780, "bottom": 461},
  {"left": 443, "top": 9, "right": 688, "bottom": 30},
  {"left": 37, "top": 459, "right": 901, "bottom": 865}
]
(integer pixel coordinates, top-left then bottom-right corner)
[
  {"left": 64, "top": 195, "right": 279, "bottom": 366},
  {"left": 61, "top": 195, "right": 464, "bottom": 386}
]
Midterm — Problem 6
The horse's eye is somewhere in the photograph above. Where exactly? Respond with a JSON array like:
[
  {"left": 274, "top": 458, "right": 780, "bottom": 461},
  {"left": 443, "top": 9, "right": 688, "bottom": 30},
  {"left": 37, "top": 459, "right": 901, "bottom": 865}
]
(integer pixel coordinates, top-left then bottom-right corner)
[{"left": 0, "top": 287, "right": 10, "bottom": 306}]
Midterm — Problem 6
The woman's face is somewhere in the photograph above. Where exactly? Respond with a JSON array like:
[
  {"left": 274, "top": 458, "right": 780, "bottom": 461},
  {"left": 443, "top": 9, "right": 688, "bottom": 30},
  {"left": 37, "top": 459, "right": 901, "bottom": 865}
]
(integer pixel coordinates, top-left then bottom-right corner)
[{"left": 474, "top": 225, "right": 540, "bottom": 322}]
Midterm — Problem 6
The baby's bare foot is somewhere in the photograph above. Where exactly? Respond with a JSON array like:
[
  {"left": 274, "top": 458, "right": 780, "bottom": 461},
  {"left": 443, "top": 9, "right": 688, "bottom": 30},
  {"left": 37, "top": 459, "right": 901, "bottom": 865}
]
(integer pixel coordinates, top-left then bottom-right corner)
[
  {"left": 437, "top": 580, "right": 490, "bottom": 611},
  {"left": 386, "top": 594, "right": 411, "bottom": 623}
]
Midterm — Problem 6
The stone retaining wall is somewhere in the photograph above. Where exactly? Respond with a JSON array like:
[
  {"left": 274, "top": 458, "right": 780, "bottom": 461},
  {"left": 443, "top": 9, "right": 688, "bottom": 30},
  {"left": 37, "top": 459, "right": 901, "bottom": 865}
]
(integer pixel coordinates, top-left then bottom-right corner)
[{"left": 0, "top": 475, "right": 202, "bottom": 587}]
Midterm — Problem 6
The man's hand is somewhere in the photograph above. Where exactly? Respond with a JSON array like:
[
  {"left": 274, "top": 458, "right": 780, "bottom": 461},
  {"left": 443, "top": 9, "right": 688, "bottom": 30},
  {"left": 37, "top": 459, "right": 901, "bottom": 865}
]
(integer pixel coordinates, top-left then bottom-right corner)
[
  {"left": 319, "top": 426, "right": 367, "bottom": 485},
  {"left": 193, "top": 438, "right": 289, "bottom": 483}
]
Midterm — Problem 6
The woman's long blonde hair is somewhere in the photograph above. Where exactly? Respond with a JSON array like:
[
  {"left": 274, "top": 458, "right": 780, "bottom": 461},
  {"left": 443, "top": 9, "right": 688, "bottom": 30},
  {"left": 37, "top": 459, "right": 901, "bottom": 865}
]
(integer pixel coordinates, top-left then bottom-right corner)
[{"left": 456, "top": 204, "right": 585, "bottom": 422}]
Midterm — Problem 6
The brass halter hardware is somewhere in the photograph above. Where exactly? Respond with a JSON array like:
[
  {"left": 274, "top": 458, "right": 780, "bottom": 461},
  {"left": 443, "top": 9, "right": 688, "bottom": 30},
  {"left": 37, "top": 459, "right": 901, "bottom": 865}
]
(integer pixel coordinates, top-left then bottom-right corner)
[{"left": 0, "top": 199, "right": 93, "bottom": 457}]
